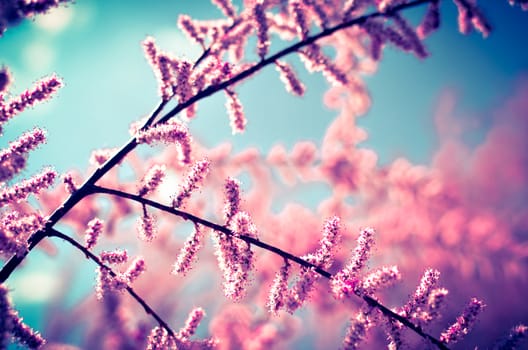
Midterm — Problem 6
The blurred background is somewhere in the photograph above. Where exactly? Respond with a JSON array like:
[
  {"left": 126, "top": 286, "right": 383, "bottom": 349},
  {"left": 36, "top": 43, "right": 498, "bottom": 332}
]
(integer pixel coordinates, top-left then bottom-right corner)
[{"left": 0, "top": 0, "right": 527, "bottom": 349}]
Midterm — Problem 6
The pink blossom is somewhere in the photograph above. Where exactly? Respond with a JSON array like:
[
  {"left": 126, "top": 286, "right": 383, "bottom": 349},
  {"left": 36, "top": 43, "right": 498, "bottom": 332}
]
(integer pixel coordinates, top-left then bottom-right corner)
[
  {"left": 178, "top": 15, "right": 205, "bottom": 47},
  {"left": 124, "top": 257, "right": 146, "bottom": 283},
  {"left": 403, "top": 268, "right": 441, "bottom": 318},
  {"left": 172, "top": 224, "right": 204, "bottom": 275},
  {"left": 253, "top": 0, "right": 269, "bottom": 59},
  {"left": 225, "top": 89, "right": 246, "bottom": 134},
  {"left": 0, "top": 167, "right": 56, "bottom": 207},
  {"left": 440, "top": 297, "right": 485, "bottom": 344},
  {"left": 0, "top": 128, "right": 46, "bottom": 182},
  {"left": 357, "top": 265, "right": 401, "bottom": 296},
  {"left": 290, "top": 0, "right": 309, "bottom": 40},
  {"left": 136, "top": 120, "right": 192, "bottom": 165},
  {"left": 0, "top": 212, "right": 44, "bottom": 257},
  {"left": 100, "top": 249, "right": 129, "bottom": 265},
  {"left": 61, "top": 172, "right": 77, "bottom": 193},
  {"left": 342, "top": 309, "right": 371, "bottom": 350},
  {"left": 275, "top": 60, "right": 305, "bottom": 96},
  {"left": 223, "top": 177, "right": 241, "bottom": 225},
  {"left": 299, "top": 44, "right": 348, "bottom": 86},
  {"left": 84, "top": 218, "right": 104, "bottom": 250},
  {"left": 178, "top": 307, "right": 205, "bottom": 340},
  {"left": 0, "top": 75, "right": 62, "bottom": 125},
  {"left": 211, "top": 0, "right": 237, "bottom": 18},
  {"left": 267, "top": 260, "right": 291, "bottom": 314},
  {"left": 137, "top": 211, "right": 157, "bottom": 242},
  {"left": 417, "top": 0, "right": 440, "bottom": 39},
  {"left": 172, "top": 158, "right": 210, "bottom": 208},
  {"left": 138, "top": 164, "right": 166, "bottom": 196}
]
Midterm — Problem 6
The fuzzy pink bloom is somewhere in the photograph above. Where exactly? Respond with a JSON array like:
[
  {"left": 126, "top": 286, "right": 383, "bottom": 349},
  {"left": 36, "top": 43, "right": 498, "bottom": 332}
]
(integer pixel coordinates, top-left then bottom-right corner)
[
  {"left": 138, "top": 164, "right": 166, "bottom": 196},
  {"left": 494, "top": 324, "right": 528, "bottom": 350},
  {"left": 172, "top": 158, "right": 210, "bottom": 208},
  {"left": 225, "top": 89, "right": 246, "bottom": 134},
  {"left": 146, "top": 327, "right": 169, "bottom": 350},
  {"left": 95, "top": 267, "right": 128, "bottom": 300},
  {"left": 0, "top": 167, "right": 56, "bottom": 207},
  {"left": 211, "top": 0, "right": 236, "bottom": 18},
  {"left": 223, "top": 177, "right": 241, "bottom": 225},
  {"left": 285, "top": 267, "right": 318, "bottom": 313},
  {"left": 0, "top": 212, "right": 44, "bottom": 257},
  {"left": 290, "top": 0, "right": 309, "bottom": 39},
  {"left": 124, "top": 257, "right": 146, "bottom": 283},
  {"left": 175, "top": 60, "right": 193, "bottom": 104},
  {"left": 1, "top": 285, "right": 46, "bottom": 349},
  {"left": 267, "top": 260, "right": 291, "bottom": 314},
  {"left": 230, "top": 211, "right": 258, "bottom": 239},
  {"left": 302, "top": 216, "right": 341, "bottom": 269},
  {"left": 426, "top": 288, "right": 448, "bottom": 322},
  {"left": 417, "top": 0, "right": 440, "bottom": 39},
  {"left": 299, "top": 45, "right": 348, "bottom": 86},
  {"left": 137, "top": 211, "right": 157, "bottom": 242},
  {"left": 178, "top": 14, "right": 205, "bottom": 46},
  {"left": 404, "top": 268, "right": 440, "bottom": 318},
  {"left": 357, "top": 265, "right": 401, "bottom": 296},
  {"left": 172, "top": 224, "right": 204, "bottom": 275},
  {"left": 0, "top": 75, "right": 62, "bottom": 124},
  {"left": 61, "top": 172, "right": 77, "bottom": 193},
  {"left": 137, "top": 120, "right": 192, "bottom": 165},
  {"left": 0, "top": 128, "right": 46, "bottom": 183},
  {"left": 342, "top": 309, "right": 371, "bottom": 350},
  {"left": 178, "top": 307, "right": 205, "bottom": 340},
  {"left": 142, "top": 37, "right": 178, "bottom": 100},
  {"left": 440, "top": 297, "right": 485, "bottom": 344},
  {"left": 331, "top": 227, "right": 375, "bottom": 299},
  {"left": 100, "top": 249, "right": 129, "bottom": 265},
  {"left": 304, "top": 0, "right": 329, "bottom": 28},
  {"left": 392, "top": 14, "right": 428, "bottom": 58},
  {"left": 254, "top": 0, "right": 269, "bottom": 59},
  {"left": 275, "top": 60, "right": 305, "bottom": 97},
  {"left": 84, "top": 218, "right": 104, "bottom": 250},
  {"left": 89, "top": 148, "right": 117, "bottom": 166},
  {"left": 452, "top": 0, "right": 491, "bottom": 37}
]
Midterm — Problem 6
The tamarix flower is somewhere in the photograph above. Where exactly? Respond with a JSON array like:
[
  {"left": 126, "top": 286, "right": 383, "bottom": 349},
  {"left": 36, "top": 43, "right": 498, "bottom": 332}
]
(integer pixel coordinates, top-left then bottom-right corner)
[
  {"left": 223, "top": 177, "right": 241, "bottom": 226},
  {"left": 253, "top": 0, "right": 269, "bottom": 59},
  {"left": 138, "top": 164, "right": 166, "bottom": 196},
  {"left": 137, "top": 120, "right": 192, "bottom": 165},
  {"left": 124, "top": 257, "right": 146, "bottom": 283},
  {"left": 224, "top": 89, "right": 246, "bottom": 134},
  {"left": 267, "top": 260, "right": 291, "bottom": 314},
  {"left": 275, "top": 60, "right": 305, "bottom": 97},
  {"left": 331, "top": 227, "right": 375, "bottom": 299},
  {"left": 137, "top": 211, "right": 157, "bottom": 242},
  {"left": 0, "top": 128, "right": 46, "bottom": 182},
  {"left": 0, "top": 167, "right": 56, "bottom": 207},
  {"left": 172, "top": 158, "right": 210, "bottom": 208},
  {"left": 84, "top": 218, "right": 103, "bottom": 250},
  {"left": 0, "top": 75, "right": 62, "bottom": 126},
  {"left": 178, "top": 307, "right": 205, "bottom": 340},
  {"left": 100, "top": 249, "right": 129, "bottom": 265},
  {"left": 342, "top": 309, "right": 371, "bottom": 350},
  {"left": 440, "top": 297, "right": 485, "bottom": 344},
  {"left": 172, "top": 224, "right": 204, "bottom": 275}
]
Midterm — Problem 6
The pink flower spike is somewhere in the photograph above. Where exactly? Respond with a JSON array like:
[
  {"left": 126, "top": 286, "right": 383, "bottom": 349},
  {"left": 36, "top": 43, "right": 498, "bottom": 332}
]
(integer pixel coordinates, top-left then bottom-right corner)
[
  {"left": 275, "top": 60, "right": 305, "bottom": 97},
  {"left": 211, "top": 0, "right": 236, "bottom": 18},
  {"left": 440, "top": 297, "right": 485, "bottom": 344},
  {"left": 254, "top": 0, "right": 269, "bottom": 59},
  {"left": 358, "top": 265, "right": 401, "bottom": 296},
  {"left": 89, "top": 148, "right": 117, "bottom": 166},
  {"left": 223, "top": 177, "right": 241, "bottom": 226},
  {"left": 178, "top": 307, "right": 205, "bottom": 340},
  {"left": 172, "top": 158, "right": 210, "bottom": 208},
  {"left": 8, "top": 310, "right": 46, "bottom": 349},
  {"left": 417, "top": 0, "right": 440, "bottom": 39},
  {"left": 172, "top": 224, "right": 204, "bottom": 275},
  {"left": 137, "top": 120, "right": 192, "bottom": 165},
  {"left": 0, "top": 167, "right": 56, "bottom": 207},
  {"left": 178, "top": 15, "right": 205, "bottom": 47},
  {"left": 138, "top": 164, "right": 166, "bottom": 196},
  {"left": 267, "top": 260, "right": 291, "bottom": 314},
  {"left": 0, "top": 128, "right": 46, "bottom": 183},
  {"left": 225, "top": 89, "right": 246, "bottom": 134},
  {"left": 124, "top": 257, "right": 146, "bottom": 283},
  {"left": 290, "top": 0, "right": 309, "bottom": 40},
  {"left": 84, "top": 218, "right": 104, "bottom": 250},
  {"left": 0, "top": 74, "right": 62, "bottom": 125},
  {"left": 147, "top": 327, "right": 169, "bottom": 350},
  {"left": 494, "top": 324, "right": 528, "bottom": 350},
  {"left": 342, "top": 309, "right": 371, "bottom": 350},
  {"left": 137, "top": 211, "right": 157, "bottom": 242},
  {"left": 100, "top": 249, "right": 129, "bottom": 265},
  {"left": 404, "top": 268, "right": 440, "bottom": 317}
]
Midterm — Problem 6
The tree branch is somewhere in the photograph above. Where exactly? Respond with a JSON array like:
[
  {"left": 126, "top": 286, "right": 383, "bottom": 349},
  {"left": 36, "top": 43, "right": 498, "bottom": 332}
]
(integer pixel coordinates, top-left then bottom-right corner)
[
  {"left": 47, "top": 228, "right": 178, "bottom": 338},
  {"left": 90, "top": 184, "right": 449, "bottom": 350}
]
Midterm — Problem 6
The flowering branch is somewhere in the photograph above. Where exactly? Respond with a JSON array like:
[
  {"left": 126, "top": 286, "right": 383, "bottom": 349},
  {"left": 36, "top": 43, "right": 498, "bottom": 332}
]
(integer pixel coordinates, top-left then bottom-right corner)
[
  {"left": 47, "top": 228, "right": 178, "bottom": 338},
  {"left": 89, "top": 184, "right": 449, "bottom": 350}
]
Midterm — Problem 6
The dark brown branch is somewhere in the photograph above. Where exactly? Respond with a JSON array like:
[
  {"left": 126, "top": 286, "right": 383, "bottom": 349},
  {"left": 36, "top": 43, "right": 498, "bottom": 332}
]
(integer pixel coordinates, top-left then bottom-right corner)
[
  {"left": 91, "top": 184, "right": 449, "bottom": 350},
  {"left": 48, "top": 228, "right": 177, "bottom": 337}
]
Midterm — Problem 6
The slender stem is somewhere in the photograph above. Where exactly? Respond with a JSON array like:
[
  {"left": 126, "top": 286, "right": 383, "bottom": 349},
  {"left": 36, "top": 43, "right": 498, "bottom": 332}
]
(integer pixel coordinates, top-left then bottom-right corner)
[
  {"left": 48, "top": 228, "right": 177, "bottom": 337},
  {"left": 91, "top": 184, "right": 449, "bottom": 350},
  {"left": 155, "top": 0, "right": 433, "bottom": 126}
]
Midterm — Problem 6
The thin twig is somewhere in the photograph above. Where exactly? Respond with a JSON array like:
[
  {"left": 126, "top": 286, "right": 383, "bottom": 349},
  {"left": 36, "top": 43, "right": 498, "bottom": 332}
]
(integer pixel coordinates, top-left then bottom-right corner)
[
  {"left": 48, "top": 228, "right": 178, "bottom": 337},
  {"left": 90, "top": 184, "right": 449, "bottom": 350}
]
